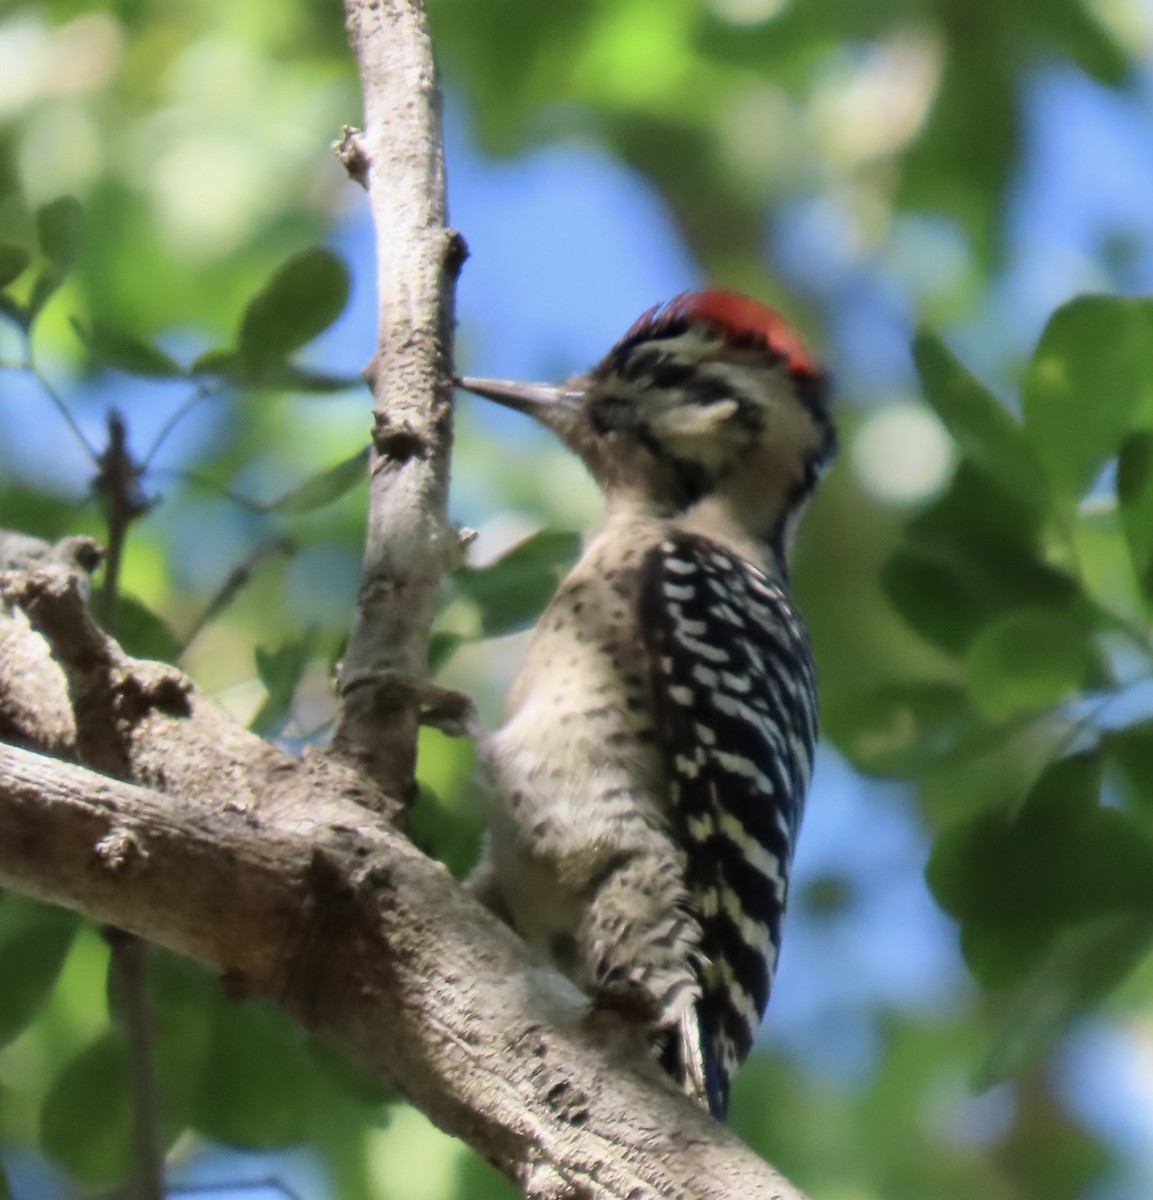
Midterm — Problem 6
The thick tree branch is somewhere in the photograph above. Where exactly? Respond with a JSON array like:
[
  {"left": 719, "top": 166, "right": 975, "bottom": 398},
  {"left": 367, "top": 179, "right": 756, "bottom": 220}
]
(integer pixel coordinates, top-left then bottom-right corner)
[
  {"left": 330, "top": 0, "right": 467, "bottom": 805},
  {"left": 0, "top": 741, "right": 805, "bottom": 1200}
]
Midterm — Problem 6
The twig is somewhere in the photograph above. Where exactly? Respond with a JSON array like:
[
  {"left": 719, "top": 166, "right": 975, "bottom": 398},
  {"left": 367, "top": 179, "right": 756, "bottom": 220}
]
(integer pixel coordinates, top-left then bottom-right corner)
[
  {"left": 93, "top": 409, "right": 152, "bottom": 633},
  {"left": 142, "top": 382, "right": 221, "bottom": 468},
  {"left": 4, "top": 346, "right": 101, "bottom": 463},
  {"left": 107, "top": 929, "right": 165, "bottom": 1200},
  {"left": 88, "top": 411, "right": 164, "bottom": 1200},
  {"left": 177, "top": 536, "right": 298, "bottom": 656},
  {"left": 149, "top": 468, "right": 275, "bottom": 514}
]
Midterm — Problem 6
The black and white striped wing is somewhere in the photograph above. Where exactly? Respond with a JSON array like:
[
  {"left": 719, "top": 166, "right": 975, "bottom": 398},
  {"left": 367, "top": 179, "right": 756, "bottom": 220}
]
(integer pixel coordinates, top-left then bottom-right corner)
[{"left": 641, "top": 531, "right": 818, "bottom": 1118}]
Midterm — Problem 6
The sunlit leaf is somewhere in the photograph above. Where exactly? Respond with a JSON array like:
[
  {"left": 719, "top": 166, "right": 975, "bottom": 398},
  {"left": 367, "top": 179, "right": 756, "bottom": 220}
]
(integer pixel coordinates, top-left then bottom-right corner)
[
  {"left": 1022, "top": 295, "right": 1153, "bottom": 505},
  {"left": 238, "top": 248, "right": 350, "bottom": 367},
  {"left": 1069, "top": 500, "right": 1148, "bottom": 626},
  {"left": 40, "top": 1032, "right": 132, "bottom": 1183},
  {"left": 25, "top": 266, "right": 67, "bottom": 325},
  {"left": 912, "top": 331, "right": 1046, "bottom": 506},
  {"left": 965, "top": 609, "right": 1099, "bottom": 719},
  {"left": 454, "top": 529, "right": 581, "bottom": 638},
  {"left": 0, "top": 244, "right": 29, "bottom": 289}
]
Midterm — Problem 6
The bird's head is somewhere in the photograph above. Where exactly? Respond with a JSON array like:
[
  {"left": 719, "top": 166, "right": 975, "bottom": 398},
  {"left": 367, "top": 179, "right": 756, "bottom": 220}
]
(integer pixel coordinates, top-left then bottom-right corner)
[{"left": 459, "top": 290, "right": 836, "bottom": 551}]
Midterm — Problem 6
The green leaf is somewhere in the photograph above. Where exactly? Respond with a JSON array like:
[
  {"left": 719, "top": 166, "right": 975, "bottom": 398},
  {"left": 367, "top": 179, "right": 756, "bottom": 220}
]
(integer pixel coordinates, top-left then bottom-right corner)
[
  {"left": 821, "top": 681, "right": 987, "bottom": 778},
  {"left": 1022, "top": 295, "right": 1153, "bottom": 505},
  {"left": 238, "top": 248, "right": 350, "bottom": 367},
  {"left": 904, "top": 462, "right": 1077, "bottom": 607},
  {"left": 965, "top": 609, "right": 1098, "bottom": 720},
  {"left": 305, "top": 1036, "right": 394, "bottom": 1109},
  {"left": 928, "top": 754, "right": 1153, "bottom": 994},
  {"left": 270, "top": 362, "right": 361, "bottom": 394},
  {"left": 190, "top": 349, "right": 358, "bottom": 393},
  {"left": 191, "top": 1000, "right": 312, "bottom": 1148},
  {"left": 1118, "top": 430, "right": 1153, "bottom": 601},
  {"left": 74, "top": 319, "right": 185, "bottom": 379},
  {"left": 0, "top": 244, "right": 29, "bottom": 289},
  {"left": 454, "top": 529, "right": 581, "bottom": 638},
  {"left": 266, "top": 449, "right": 368, "bottom": 514},
  {"left": 428, "top": 630, "right": 465, "bottom": 673},
  {"left": 35, "top": 196, "right": 82, "bottom": 267},
  {"left": 912, "top": 331, "right": 1046, "bottom": 505},
  {"left": 880, "top": 549, "right": 988, "bottom": 654},
  {"left": 0, "top": 292, "right": 28, "bottom": 327},
  {"left": 113, "top": 594, "right": 182, "bottom": 663},
  {"left": 191, "top": 347, "right": 246, "bottom": 379},
  {"left": 150, "top": 951, "right": 218, "bottom": 1128},
  {"left": 25, "top": 265, "right": 67, "bottom": 325},
  {"left": 40, "top": 1032, "right": 133, "bottom": 1183},
  {"left": 978, "top": 913, "right": 1153, "bottom": 1087},
  {"left": 0, "top": 899, "right": 77, "bottom": 1047},
  {"left": 251, "top": 631, "right": 317, "bottom": 734}
]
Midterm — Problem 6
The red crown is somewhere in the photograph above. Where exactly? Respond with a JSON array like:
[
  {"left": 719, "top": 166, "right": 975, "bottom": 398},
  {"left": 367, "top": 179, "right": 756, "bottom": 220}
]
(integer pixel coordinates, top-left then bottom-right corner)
[{"left": 627, "top": 290, "right": 817, "bottom": 376}]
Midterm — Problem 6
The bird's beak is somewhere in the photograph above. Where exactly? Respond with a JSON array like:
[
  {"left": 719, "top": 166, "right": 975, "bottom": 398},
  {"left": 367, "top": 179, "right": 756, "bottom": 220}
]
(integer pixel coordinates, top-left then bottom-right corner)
[{"left": 456, "top": 376, "right": 583, "bottom": 439}]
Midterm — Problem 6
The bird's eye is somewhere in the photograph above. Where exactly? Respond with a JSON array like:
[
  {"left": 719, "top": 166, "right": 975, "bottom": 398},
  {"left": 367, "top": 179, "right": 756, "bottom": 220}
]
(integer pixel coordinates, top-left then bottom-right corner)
[{"left": 589, "top": 394, "right": 635, "bottom": 435}]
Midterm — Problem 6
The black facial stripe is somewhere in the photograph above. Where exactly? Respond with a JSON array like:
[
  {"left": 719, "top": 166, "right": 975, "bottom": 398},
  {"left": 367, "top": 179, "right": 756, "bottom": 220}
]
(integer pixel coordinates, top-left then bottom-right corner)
[
  {"left": 602, "top": 317, "right": 695, "bottom": 368},
  {"left": 617, "top": 346, "right": 672, "bottom": 382}
]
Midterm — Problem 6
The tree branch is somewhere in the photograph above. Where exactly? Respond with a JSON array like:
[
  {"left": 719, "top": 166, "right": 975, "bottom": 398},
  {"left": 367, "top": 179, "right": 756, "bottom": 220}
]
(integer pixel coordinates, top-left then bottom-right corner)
[
  {"left": 330, "top": 0, "right": 468, "bottom": 806},
  {"left": 0, "top": 740, "right": 807, "bottom": 1200}
]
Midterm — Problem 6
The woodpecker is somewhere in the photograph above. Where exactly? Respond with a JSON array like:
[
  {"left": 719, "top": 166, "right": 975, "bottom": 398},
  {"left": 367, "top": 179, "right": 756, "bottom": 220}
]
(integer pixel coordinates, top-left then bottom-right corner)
[{"left": 460, "top": 290, "right": 835, "bottom": 1118}]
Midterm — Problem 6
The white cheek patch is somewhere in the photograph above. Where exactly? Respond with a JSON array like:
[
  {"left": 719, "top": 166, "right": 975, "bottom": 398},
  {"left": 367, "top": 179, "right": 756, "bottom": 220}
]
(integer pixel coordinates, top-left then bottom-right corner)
[
  {"left": 649, "top": 400, "right": 742, "bottom": 474},
  {"left": 648, "top": 399, "right": 739, "bottom": 440}
]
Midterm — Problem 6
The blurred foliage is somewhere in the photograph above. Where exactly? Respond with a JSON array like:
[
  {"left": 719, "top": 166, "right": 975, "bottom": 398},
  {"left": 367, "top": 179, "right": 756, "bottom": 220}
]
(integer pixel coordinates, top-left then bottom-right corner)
[{"left": 2, "top": 0, "right": 1153, "bottom": 1198}]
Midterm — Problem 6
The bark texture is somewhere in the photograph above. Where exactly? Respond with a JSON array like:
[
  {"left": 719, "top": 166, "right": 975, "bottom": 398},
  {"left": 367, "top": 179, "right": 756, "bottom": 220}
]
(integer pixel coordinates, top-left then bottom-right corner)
[{"left": 330, "top": 0, "right": 467, "bottom": 806}]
